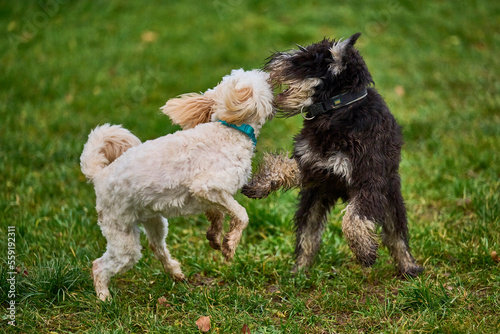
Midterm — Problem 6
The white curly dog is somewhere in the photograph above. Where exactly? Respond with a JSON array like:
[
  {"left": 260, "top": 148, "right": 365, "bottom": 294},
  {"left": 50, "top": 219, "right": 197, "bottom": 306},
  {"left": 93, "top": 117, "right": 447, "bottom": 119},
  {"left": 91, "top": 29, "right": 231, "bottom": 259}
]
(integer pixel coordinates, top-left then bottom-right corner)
[{"left": 81, "top": 69, "right": 274, "bottom": 300}]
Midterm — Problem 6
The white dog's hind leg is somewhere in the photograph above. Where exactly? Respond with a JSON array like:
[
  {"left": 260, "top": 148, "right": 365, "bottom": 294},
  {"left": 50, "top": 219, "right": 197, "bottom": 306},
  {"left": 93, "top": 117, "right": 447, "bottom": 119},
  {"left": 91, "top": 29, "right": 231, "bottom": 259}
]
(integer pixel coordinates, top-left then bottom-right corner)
[
  {"left": 143, "top": 216, "right": 185, "bottom": 281},
  {"left": 93, "top": 224, "right": 142, "bottom": 301}
]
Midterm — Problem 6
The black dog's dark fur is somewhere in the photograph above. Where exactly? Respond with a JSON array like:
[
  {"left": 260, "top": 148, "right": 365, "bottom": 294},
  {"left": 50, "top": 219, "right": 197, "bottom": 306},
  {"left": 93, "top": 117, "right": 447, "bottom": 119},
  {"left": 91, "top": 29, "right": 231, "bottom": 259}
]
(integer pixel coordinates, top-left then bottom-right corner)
[{"left": 242, "top": 33, "right": 423, "bottom": 277}]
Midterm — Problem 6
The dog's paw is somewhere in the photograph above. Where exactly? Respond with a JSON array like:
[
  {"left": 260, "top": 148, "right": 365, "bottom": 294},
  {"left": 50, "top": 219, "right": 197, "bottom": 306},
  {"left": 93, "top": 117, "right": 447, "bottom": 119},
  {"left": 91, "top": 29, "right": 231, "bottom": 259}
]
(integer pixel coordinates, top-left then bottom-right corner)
[
  {"left": 167, "top": 259, "right": 186, "bottom": 281},
  {"left": 290, "top": 264, "right": 308, "bottom": 275},
  {"left": 94, "top": 285, "right": 111, "bottom": 302},
  {"left": 173, "top": 272, "right": 186, "bottom": 282},
  {"left": 208, "top": 239, "right": 222, "bottom": 251},
  {"left": 356, "top": 244, "right": 378, "bottom": 268},
  {"left": 206, "top": 231, "right": 222, "bottom": 251},
  {"left": 222, "top": 246, "right": 235, "bottom": 261},
  {"left": 400, "top": 264, "right": 424, "bottom": 278},
  {"left": 241, "top": 183, "right": 271, "bottom": 199},
  {"left": 97, "top": 291, "right": 111, "bottom": 302},
  {"left": 222, "top": 236, "right": 237, "bottom": 261}
]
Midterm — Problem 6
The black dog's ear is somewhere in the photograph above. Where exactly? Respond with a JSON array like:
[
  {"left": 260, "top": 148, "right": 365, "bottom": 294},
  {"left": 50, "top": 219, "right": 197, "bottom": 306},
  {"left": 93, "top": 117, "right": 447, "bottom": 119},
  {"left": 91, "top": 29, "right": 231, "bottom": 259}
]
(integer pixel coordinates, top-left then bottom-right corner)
[
  {"left": 329, "top": 33, "right": 363, "bottom": 75},
  {"left": 330, "top": 33, "right": 361, "bottom": 59},
  {"left": 331, "top": 33, "right": 361, "bottom": 58},
  {"left": 295, "top": 43, "right": 307, "bottom": 52},
  {"left": 346, "top": 32, "right": 361, "bottom": 47}
]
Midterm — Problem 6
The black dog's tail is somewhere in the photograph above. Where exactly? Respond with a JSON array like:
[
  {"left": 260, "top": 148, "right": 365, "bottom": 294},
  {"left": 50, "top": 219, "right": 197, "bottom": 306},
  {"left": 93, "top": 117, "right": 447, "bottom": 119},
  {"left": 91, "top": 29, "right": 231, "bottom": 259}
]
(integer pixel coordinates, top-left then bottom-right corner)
[
  {"left": 241, "top": 152, "right": 300, "bottom": 199},
  {"left": 80, "top": 124, "right": 141, "bottom": 183}
]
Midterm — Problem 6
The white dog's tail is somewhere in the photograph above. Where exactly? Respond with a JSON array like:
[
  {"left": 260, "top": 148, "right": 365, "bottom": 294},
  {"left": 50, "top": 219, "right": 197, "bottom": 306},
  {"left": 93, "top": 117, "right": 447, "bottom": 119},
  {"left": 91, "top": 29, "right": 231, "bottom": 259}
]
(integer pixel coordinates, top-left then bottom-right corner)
[{"left": 80, "top": 124, "right": 141, "bottom": 183}]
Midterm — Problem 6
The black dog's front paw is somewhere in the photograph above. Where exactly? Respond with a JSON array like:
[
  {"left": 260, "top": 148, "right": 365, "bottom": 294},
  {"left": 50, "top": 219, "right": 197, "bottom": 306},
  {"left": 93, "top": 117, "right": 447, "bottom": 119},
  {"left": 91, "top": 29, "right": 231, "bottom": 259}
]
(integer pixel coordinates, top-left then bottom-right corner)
[{"left": 241, "top": 182, "right": 271, "bottom": 199}]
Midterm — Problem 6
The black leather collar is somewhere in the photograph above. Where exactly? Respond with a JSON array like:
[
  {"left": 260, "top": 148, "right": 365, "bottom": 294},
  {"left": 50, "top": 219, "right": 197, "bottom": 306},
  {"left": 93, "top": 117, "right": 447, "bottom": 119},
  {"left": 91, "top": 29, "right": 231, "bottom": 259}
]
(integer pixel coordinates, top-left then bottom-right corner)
[{"left": 305, "top": 88, "right": 368, "bottom": 119}]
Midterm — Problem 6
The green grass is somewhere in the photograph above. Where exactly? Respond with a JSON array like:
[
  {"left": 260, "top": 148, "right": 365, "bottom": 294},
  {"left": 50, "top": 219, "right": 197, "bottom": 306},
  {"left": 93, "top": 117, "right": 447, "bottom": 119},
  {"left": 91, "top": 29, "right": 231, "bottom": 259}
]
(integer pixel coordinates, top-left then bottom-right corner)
[{"left": 1, "top": 0, "right": 499, "bottom": 332}]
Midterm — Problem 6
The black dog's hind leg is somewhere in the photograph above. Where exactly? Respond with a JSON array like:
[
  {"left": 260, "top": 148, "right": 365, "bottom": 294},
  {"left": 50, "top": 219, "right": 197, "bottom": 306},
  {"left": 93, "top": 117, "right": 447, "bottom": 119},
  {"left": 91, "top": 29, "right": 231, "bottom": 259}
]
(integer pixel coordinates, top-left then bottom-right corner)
[
  {"left": 293, "top": 187, "right": 336, "bottom": 272},
  {"left": 382, "top": 176, "right": 423, "bottom": 277}
]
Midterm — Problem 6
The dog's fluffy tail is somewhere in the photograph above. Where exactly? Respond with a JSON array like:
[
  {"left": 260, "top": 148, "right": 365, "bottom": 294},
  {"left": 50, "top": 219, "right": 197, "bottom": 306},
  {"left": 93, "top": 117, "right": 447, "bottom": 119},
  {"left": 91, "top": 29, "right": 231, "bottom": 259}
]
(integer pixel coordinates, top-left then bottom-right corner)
[
  {"left": 241, "top": 152, "right": 300, "bottom": 199},
  {"left": 80, "top": 124, "right": 141, "bottom": 183}
]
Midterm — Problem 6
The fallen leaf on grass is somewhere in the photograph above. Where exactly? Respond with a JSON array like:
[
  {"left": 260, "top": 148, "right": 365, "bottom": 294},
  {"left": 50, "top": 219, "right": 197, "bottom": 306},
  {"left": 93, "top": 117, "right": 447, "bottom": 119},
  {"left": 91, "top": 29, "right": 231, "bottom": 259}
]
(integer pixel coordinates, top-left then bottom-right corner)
[
  {"left": 196, "top": 315, "right": 211, "bottom": 332},
  {"left": 157, "top": 296, "right": 170, "bottom": 307},
  {"left": 16, "top": 267, "right": 29, "bottom": 276},
  {"left": 141, "top": 31, "right": 158, "bottom": 43},
  {"left": 242, "top": 324, "right": 251, "bottom": 333},
  {"left": 394, "top": 85, "right": 405, "bottom": 97}
]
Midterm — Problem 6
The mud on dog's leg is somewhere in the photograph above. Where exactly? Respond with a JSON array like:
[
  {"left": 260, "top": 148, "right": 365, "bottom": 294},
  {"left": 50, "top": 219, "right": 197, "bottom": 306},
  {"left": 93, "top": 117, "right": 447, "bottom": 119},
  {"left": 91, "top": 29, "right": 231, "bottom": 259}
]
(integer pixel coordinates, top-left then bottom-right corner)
[
  {"left": 194, "top": 188, "right": 248, "bottom": 261},
  {"left": 342, "top": 204, "right": 379, "bottom": 267},
  {"left": 222, "top": 205, "right": 249, "bottom": 261},
  {"left": 205, "top": 209, "right": 225, "bottom": 251},
  {"left": 211, "top": 192, "right": 249, "bottom": 261},
  {"left": 341, "top": 195, "right": 380, "bottom": 268}
]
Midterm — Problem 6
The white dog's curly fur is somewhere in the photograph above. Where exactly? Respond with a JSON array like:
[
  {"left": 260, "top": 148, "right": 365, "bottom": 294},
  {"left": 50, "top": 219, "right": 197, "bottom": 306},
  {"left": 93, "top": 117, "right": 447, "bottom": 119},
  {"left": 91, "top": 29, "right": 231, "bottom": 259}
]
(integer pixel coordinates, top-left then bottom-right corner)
[{"left": 81, "top": 69, "right": 274, "bottom": 300}]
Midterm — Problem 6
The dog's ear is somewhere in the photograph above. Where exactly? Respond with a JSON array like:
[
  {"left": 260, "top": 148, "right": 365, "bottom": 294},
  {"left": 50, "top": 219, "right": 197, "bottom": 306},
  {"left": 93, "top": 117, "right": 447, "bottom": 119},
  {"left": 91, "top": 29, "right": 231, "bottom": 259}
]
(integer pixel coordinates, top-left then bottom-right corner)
[
  {"left": 346, "top": 32, "right": 361, "bottom": 47},
  {"left": 216, "top": 86, "right": 255, "bottom": 125},
  {"left": 160, "top": 93, "right": 215, "bottom": 129},
  {"left": 329, "top": 33, "right": 362, "bottom": 74},
  {"left": 212, "top": 69, "right": 274, "bottom": 125},
  {"left": 330, "top": 33, "right": 361, "bottom": 59}
]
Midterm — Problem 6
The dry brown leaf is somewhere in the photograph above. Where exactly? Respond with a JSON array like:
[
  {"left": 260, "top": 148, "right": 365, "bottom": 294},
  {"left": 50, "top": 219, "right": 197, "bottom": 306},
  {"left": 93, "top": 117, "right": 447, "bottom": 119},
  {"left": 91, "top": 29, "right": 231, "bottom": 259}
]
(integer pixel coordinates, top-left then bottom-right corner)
[
  {"left": 242, "top": 323, "right": 251, "bottom": 333},
  {"left": 196, "top": 315, "right": 211, "bottom": 332},
  {"left": 141, "top": 31, "right": 158, "bottom": 43},
  {"left": 491, "top": 251, "right": 499, "bottom": 262},
  {"left": 394, "top": 85, "right": 405, "bottom": 97},
  {"left": 157, "top": 296, "right": 169, "bottom": 307}
]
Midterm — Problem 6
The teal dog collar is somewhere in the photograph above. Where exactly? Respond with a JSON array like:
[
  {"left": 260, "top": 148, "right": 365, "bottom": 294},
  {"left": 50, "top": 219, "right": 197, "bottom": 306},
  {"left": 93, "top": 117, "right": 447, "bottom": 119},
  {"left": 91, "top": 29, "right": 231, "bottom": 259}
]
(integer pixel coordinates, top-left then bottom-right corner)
[{"left": 218, "top": 120, "right": 257, "bottom": 147}]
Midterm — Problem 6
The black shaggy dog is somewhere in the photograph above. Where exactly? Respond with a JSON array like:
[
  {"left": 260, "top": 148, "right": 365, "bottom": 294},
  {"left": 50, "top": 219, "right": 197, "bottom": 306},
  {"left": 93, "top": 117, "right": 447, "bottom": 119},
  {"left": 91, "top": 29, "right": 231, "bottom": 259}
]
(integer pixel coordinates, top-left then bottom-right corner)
[{"left": 242, "top": 33, "right": 423, "bottom": 277}]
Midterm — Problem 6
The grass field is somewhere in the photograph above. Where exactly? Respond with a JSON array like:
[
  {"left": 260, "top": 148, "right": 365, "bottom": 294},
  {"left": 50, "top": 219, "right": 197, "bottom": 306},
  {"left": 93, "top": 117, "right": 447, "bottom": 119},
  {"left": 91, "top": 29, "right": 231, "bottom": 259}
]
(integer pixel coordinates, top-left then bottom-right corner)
[{"left": 1, "top": 0, "right": 499, "bottom": 332}]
